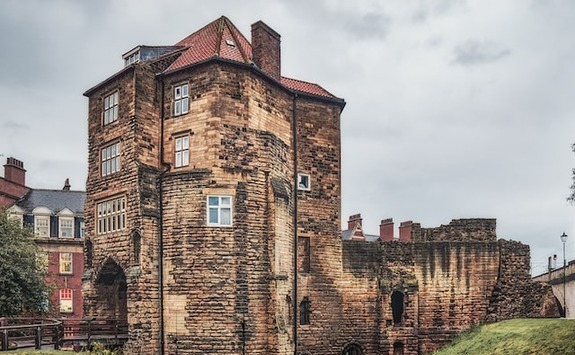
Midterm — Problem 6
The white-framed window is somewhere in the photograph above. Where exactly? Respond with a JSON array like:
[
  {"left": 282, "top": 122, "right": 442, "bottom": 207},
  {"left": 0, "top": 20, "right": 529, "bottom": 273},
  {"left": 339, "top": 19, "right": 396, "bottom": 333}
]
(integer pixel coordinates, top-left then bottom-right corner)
[
  {"left": 97, "top": 196, "right": 126, "bottom": 235},
  {"left": 59, "top": 289, "right": 73, "bottom": 313},
  {"left": 124, "top": 50, "right": 140, "bottom": 66},
  {"left": 79, "top": 221, "right": 85, "bottom": 238},
  {"left": 101, "top": 141, "right": 121, "bottom": 177},
  {"left": 297, "top": 173, "right": 311, "bottom": 191},
  {"left": 175, "top": 135, "right": 190, "bottom": 168},
  {"left": 207, "top": 195, "right": 232, "bottom": 227},
  {"left": 59, "top": 218, "right": 74, "bottom": 237},
  {"left": 59, "top": 252, "right": 73, "bottom": 274},
  {"left": 103, "top": 91, "right": 119, "bottom": 125},
  {"left": 58, "top": 208, "right": 75, "bottom": 238},
  {"left": 174, "top": 83, "right": 189, "bottom": 116},
  {"left": 33, "top": 206, "right": 52, "bottom": 237}
]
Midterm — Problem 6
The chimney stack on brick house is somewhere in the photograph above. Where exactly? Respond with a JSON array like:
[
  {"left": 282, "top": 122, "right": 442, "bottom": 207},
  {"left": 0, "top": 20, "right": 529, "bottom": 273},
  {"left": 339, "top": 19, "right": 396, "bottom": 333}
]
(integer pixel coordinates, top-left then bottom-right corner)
[
  {"left": 3, "top": 157, "right": 26, "bottom": 186},
  {"left": 251, "top": 21, "right": 281, "bottom": 81},
  {"left": 380, "top": 218, "right": 394, "bottom": 241},
  {"left": 399, "top": 221, "right": 413, "bottom": 242},
  {"left": 347, "top": 213, "right": 362, "bottom": 230}
]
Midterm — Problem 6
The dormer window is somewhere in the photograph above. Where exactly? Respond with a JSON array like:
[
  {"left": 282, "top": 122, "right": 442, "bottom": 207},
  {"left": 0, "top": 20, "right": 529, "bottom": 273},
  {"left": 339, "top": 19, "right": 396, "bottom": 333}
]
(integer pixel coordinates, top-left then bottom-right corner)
[
  {"left": 123, "top": 49, "right": 140, "bottom": 67},
  {"left": 33, "top": 206, "right": 52, "bottom": 237},
  {"left": 7, "top": 205, "right": 24, "bottom": 228},
  {"left": 58, "top": 208, "right": 75, "bottom": 238}
]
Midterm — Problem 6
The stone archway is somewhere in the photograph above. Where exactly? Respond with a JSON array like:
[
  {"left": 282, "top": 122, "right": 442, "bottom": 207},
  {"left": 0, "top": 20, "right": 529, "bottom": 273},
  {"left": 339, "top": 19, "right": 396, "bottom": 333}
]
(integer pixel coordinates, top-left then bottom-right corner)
[{"left": 94, "top": 258, "right": 128, "bottom": 323}]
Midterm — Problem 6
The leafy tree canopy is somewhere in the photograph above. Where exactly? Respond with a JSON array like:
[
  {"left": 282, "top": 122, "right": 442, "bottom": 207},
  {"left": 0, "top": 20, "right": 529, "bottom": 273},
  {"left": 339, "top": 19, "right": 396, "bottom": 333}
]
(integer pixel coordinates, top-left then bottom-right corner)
[{"left": 0, "top": 209, "right": 49, "bottom": 316}]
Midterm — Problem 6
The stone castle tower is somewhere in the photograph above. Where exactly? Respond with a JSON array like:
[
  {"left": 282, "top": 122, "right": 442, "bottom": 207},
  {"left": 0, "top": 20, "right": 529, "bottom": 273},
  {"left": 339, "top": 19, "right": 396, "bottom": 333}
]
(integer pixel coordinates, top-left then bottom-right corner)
[
  {"left": 84, "top": 16, "right": 557, "bottom": 355},
  {"left": 83, "top": 16, "right": 345, "bottom": 354}
]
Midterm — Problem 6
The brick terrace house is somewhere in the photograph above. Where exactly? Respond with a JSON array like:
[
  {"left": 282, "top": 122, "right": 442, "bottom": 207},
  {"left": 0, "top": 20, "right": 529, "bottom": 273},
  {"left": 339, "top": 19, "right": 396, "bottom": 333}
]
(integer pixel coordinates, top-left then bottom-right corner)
[
  {"left": 2, "top": 157, "right": 85, "bottom": 320},
  {"left": 83, "top": 17, "right": 556, "bottom": 355}
]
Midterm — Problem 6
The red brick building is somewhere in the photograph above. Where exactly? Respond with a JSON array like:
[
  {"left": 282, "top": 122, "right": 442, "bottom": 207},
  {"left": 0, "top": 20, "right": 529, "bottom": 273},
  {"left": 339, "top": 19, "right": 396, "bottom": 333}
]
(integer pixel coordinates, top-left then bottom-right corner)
[
  {"left": 2, "top": 157, "right": 85, "bottom": 320},
  {"left": 83, "top": 17, "right": 556, "bottom": 355}
]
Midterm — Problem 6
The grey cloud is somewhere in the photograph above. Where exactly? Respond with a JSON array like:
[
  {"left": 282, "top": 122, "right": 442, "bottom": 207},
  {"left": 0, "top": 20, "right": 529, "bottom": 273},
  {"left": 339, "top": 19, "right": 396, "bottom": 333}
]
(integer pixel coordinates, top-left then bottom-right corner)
[
  {"left": 344, "top": 13, "right": 391, "bottom": 40},
  {"left": 2, "top": 120, "right": 29, "bottom": 132},
  {"left": 452, "top": 39, "right": 511, "bottom": 66}
]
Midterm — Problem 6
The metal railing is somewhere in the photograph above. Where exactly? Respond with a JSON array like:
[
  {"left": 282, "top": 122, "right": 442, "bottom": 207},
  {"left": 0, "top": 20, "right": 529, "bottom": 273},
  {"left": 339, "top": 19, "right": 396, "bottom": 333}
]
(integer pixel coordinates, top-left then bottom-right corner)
[{"left": 0, "top": 317, "right": 128, "bottom": 351}]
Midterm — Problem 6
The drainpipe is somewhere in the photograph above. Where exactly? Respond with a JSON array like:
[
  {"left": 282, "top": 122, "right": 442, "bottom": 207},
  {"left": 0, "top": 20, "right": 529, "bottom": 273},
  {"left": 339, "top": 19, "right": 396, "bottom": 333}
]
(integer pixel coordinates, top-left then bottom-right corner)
[
  {"left": 292, "top": 93, "right": 298, "bottom": 355},
  {"left": 158, "top": 76, "right": 169, "bottom": 355}
]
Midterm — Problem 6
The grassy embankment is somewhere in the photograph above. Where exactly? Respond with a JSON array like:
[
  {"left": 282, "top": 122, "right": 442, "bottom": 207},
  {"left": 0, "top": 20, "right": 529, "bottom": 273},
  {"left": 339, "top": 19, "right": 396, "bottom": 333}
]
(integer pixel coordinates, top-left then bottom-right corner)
[{"left": 434, "top": 318, "right": 575, "bottom": 355}]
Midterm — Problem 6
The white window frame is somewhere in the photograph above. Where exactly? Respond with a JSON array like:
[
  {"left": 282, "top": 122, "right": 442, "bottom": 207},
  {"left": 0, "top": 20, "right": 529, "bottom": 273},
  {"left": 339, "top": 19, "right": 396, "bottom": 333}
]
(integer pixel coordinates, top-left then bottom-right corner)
[
  {"left": 175, "top": 135, "right": 190, "bottom": 168},
  {"left": 33, "top": 207, "right": 52, "bottom": 237},
  {"left": 59, "top": 252, "right": 73, "bottom": 274},
  {"left": 58, "top": 208, "right": 75, "bottom": 238},
  {"left": 297, "top": 173, "right": 311, "bottom": 191},
  {"left": 101, "top": 141, "right": 121, "bottom": 177},
  {"left": 59, "top": 289, "right": 73, "bottom": 313},
  {"left": 103, "top": 91, "right": 119, "bottom": 125},
  {"left": 97, "top": 196, "right": 127, "bottom": 235},
  {"left": 207, "top": 195, "right": 232, "bottom": 227},
  {"left": 174, "top": 83, "right": 189, "bottom": 116}
]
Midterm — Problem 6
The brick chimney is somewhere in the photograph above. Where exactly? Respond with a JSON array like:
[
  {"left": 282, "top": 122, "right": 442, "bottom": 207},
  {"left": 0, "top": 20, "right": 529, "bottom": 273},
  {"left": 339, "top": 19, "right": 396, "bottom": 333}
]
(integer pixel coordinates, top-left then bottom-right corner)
[
  {"left": 399, "top": 221, "right": 413, "bottom": 243},
  {"left": 347, "top": 214, "right": 362, "bottom": 230},
  {"left": 251, "top": 21, "right": 281, "bottom": 81},
  {"left": 379, "top": 218, "right": 394, "bottom": 241},
  {"left": 3, "top": 157, "right": 26, "bottom": 186}
]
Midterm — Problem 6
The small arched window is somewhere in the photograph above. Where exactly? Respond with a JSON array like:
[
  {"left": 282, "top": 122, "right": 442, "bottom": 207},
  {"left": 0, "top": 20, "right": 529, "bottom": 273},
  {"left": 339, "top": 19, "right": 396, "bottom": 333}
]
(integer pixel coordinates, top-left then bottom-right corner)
[
  {"left": 132, "top": 230, "right": 141, "bottom": 265},
  {"left": 342, "top": 343, "right": 363, "bottom": 355},
  {"left": 300, "top": 297, "right": 311, "bottom": 325},
  {"left": 391, "top": 290, "right": 405, "bottom": 325}
]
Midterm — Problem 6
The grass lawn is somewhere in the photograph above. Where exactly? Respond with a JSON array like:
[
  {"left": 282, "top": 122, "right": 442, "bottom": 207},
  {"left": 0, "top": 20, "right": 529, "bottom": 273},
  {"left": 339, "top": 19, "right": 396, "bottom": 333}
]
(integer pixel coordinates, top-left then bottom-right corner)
[{"left": 434, "top": 318, "right": 575, "bottom": 355}]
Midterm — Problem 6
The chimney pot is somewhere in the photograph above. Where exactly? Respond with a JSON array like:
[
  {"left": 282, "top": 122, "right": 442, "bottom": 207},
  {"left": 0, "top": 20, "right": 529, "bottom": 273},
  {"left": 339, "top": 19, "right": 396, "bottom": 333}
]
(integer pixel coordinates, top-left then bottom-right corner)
[{"left": 63, "top": 178, "right": 71, "bottom": 191}]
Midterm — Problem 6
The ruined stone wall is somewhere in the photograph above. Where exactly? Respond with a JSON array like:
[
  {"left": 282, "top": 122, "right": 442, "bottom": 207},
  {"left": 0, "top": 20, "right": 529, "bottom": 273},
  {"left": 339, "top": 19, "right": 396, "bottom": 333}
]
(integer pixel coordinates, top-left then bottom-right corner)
[
  {"left": 337, "top": 219, "right": 558, "bottom": 355},
  {"left": 487, "top": 239, "right": 559, "bottom": 322}
]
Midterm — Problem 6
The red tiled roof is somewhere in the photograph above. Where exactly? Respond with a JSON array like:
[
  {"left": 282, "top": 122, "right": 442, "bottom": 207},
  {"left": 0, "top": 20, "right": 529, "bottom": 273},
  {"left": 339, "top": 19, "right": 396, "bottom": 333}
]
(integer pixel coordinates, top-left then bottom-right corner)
[
  {"left": 280, "top": 77, "right": 337, "bottom": 99},
  {"left": 164, "top": 16, "right": 341, "bottom": 101},
  {"left": 164, "top": 16, "right": 252, "bottom": 73}
]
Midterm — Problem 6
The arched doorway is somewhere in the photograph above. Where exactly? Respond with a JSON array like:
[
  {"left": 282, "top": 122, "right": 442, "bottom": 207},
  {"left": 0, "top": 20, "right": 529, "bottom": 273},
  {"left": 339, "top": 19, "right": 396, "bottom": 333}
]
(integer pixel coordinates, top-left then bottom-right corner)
[
  {"left": 393, "top": 341, "right": 405, "bottom": 355},
  {"left": 342, "top": 343, "right": 363, "bottom": 355},
  {"left": 95, "top": 258, "right": 128, "bottom": 323}
]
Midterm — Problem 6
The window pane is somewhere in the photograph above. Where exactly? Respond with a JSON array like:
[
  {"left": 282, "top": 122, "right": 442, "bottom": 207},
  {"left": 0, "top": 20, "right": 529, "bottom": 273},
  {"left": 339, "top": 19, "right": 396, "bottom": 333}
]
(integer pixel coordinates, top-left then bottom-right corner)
[
  {"left": 182, "top": 136, "right": 189, "bottom": 149},
  {"left": 182, "top": 98, "right": 189, "bottom": 113},
  {"left": 220, "top": 208, "right": 231, "bottom": 225},
  {"left": 182, "top": 151, "right": 189, "bottom": 166},
  {"left": 175, "top": 101, "right": 181, "bottom": 115},
  {"left": 175, "top": 151, "right": 182, "bottom": 167},
  {"left": 182, "top": 84, "right": 188, "bottom": 97},
  {"left": 221, "top": 197, "right": 231, "bottom": 206},
  {"left": 175, "top": 86, "right": 181, "bottom": 99},
  {"left": 208, "top": 196, "right": 219, "bottom": 206},
  {"left": 209, "top": 208, "right": 218, "bottom": 223},
  {"left": 176, "top": 137, "right": 182, "bottom": 151}
]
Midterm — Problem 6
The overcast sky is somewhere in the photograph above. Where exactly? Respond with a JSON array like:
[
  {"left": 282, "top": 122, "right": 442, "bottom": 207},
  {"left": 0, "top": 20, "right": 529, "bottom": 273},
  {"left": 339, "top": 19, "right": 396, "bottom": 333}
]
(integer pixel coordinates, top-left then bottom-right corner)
[{"left": 1, "top": 0, "right": 574, "bottom": 275}]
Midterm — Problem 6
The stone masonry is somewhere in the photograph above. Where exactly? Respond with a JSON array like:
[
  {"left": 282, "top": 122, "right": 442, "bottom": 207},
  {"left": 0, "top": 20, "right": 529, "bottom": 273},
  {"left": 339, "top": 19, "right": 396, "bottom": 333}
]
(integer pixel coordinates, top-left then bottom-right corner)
[{"left": 83, "top": 17, "right": 557, "bottom": 355}]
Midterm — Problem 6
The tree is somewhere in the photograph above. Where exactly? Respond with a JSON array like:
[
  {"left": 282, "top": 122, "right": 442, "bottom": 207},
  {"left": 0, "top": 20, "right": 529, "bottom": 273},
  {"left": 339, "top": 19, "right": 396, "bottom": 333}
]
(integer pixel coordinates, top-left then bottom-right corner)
[{"left": 0, "top": 209, "right": 49, "bottom": 316}]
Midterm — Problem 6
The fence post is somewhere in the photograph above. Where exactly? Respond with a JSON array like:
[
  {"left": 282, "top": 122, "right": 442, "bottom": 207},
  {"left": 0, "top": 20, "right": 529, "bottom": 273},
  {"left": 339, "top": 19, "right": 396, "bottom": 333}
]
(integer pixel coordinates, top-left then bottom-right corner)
[
  {"left": 2, "top": 329, "right": 8, "bottom": 351},
  {"left": 35, "top": 326, "right": 42, "bottom": 349}
]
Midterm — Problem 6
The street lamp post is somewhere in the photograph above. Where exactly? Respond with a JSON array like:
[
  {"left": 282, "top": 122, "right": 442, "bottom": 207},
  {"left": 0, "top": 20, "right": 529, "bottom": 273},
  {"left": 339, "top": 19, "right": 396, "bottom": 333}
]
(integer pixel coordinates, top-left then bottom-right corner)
[{"left": 561, "top": 232, "right": 568, "bottom": 318}]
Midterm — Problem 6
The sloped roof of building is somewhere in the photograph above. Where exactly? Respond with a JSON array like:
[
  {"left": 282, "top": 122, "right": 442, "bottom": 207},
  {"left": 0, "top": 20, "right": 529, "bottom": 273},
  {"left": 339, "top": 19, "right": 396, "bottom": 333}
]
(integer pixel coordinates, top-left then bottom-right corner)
[
  {"left": 16, "top": 189, "right": 86, "bottom": 215},
  {"left": 164, "top": 16, "right": 340, "bottom": 101}
]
